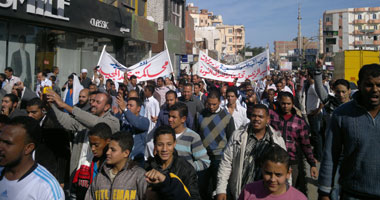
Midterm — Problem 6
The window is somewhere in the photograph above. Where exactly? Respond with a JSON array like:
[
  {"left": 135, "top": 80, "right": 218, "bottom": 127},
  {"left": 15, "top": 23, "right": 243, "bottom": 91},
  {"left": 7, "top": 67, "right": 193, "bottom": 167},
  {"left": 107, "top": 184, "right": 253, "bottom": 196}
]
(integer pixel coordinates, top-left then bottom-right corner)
[
  {"left": 358, "top": 14, "right": 362, "bottom": 20},
  {"left": 193, "top": 18, "right": 198, "bottom": 24},
  {"left": 228, "top": 29, "right": 233, "bottom": 34},
  {"left": 375, "top": 25, "right": 378, "bottom": 30},
  {"left": 358, "top": 25, "right": 362, "bottom": 30},
  {"left": 229, "top": 38, "right": 232, "bottom": 43},
  {"left": 359, "top": 36, "right": 363, "bottom": 41},
  {"left": 171, "top": 0, "right": 183, "bottom": 28},
  {"left": 0, "top": 22, "right": 6, "bottom": 73},
  {"left": 230, "top": 47, "right": 232, "bottom": 51},
  {"left": 326, "top": 17, "right": 330, "bottom": 22},
  {"left": 373, "top": 14, "right": 377, "bottom": 19}
]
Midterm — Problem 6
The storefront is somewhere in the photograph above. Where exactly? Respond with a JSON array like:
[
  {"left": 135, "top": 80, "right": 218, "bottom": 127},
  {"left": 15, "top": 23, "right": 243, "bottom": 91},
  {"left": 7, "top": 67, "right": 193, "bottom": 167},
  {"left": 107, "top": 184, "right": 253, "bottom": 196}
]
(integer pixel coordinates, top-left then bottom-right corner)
[{"left": 0, "top": 0, "right": 157, "bottom": 88}]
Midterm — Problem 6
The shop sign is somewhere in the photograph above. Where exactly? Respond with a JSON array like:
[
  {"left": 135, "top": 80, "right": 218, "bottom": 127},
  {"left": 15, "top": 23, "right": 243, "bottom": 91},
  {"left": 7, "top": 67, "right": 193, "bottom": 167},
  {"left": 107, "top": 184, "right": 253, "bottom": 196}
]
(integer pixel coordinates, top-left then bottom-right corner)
[
  {"left": 0, "top": 0, "right": 70, "bottom": 21},
  {"left": 120, "top": 27, "right": 130, "bottom": 34},
  {"left": 90, "top": 18, "right": 109, "bottom": 29}
]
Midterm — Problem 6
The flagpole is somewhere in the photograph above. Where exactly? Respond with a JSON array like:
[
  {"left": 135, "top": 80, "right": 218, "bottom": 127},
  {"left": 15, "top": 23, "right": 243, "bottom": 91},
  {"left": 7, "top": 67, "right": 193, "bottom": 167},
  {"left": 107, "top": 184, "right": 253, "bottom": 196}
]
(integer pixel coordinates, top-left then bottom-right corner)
[
  {"left": 164, "top": 41, "right": 176, "bottom": 83},
  {"left": 97, "top": 45, "right": 107, "bottom": 66},
  {"left": 164, "top": 41, "right": 174, "bottom": 73}
]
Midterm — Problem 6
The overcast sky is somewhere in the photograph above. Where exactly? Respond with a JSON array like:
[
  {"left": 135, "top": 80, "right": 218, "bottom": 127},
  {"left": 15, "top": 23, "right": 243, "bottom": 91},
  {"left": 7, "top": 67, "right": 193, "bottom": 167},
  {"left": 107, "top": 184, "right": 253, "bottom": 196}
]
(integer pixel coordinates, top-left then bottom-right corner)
[{"left": 188, "top": 0, "right": 380, "bottom": 50}]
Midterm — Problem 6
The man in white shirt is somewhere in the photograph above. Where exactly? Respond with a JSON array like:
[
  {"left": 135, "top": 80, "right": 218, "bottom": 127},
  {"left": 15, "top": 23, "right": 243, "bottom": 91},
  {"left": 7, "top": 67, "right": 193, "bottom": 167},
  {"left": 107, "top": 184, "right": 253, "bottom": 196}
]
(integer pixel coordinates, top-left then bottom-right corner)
[
  {"left": 36, "top": 72, "right": 52, "bottom": 96},
  {"left": 0, "top": 116, "right": 65, "bottom": 200},
  {"left": 143, "top": 85, "right": 160, "bottom": 158},
  {"left": 47, "top": 66, "right": 60, "bottom": 87},
  {"left": 144, "top": 85, "right": 160, "bottom": 131},
  {"left": 223, "top": 87, "right": 249, "bottom": 130},
  {"left": 220, "top": 85, "right": 228, "bottom": 107},
  {"left": 153, "top": 77, "right": 170, "bottom": 107},
  {"left": 3, "top": 67, "right": 21, "bottom": 94}
]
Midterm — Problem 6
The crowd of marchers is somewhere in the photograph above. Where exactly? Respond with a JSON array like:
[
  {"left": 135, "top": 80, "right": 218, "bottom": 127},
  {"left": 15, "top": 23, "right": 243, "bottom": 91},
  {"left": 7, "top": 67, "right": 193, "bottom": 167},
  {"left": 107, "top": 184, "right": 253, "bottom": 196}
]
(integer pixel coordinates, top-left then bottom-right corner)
[{"left": 1, "top": 61, "right": 380, "bottom": 200}]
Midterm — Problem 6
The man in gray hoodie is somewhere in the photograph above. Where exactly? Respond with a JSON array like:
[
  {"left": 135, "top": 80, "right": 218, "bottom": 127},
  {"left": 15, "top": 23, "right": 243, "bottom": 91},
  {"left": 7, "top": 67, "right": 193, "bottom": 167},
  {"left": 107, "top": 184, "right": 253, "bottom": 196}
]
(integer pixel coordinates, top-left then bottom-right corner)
[{"left": 85, "top": 132, "right": 147, "bottom": 200}]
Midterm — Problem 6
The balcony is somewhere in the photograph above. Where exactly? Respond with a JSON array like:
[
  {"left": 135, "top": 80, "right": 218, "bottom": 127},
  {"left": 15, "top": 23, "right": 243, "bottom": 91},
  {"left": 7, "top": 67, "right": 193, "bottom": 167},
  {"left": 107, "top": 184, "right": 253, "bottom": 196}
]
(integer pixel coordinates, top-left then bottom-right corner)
[
  {"left": 353, "top": 40, "right": 380, "bottom": 46},
  {"left": 353, "top": 30, "right": 364, "bottom": 35},
  {"left": 354, "top": 19, "right": 367, "bottom": 24},
  {"left": 368, "top": 19, "right": 380, "bottom": 24},
  {"left": 325, "top": 21, "right": 332, "bottom": 26},
  {"left": 354, "top": 8, "right": 367, "bottom": 12},
  {"left": 354, "top": 41, "right": 363, "bottom": 45},
  {"left": 369, "top": 7, "right": 380, "bottom": 12}
]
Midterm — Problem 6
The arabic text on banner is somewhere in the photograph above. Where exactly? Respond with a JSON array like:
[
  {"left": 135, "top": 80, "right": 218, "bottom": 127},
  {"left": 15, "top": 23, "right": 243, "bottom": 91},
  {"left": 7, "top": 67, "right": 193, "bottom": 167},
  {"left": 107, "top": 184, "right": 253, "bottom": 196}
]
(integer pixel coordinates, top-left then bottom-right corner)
[
  {"left": 196, "top": 50, "right": 270, "bottom": 82},
  {"left": 98, "top": 49, "right": 173, "bottom": 82}
]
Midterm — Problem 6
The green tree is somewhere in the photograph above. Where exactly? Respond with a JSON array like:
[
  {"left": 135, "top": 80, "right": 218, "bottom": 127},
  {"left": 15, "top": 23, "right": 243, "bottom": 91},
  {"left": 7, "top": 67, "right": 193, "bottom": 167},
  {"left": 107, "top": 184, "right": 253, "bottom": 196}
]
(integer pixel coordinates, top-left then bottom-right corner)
[{"left": 238, "top": 46, "right": 266, "bottom": 58}]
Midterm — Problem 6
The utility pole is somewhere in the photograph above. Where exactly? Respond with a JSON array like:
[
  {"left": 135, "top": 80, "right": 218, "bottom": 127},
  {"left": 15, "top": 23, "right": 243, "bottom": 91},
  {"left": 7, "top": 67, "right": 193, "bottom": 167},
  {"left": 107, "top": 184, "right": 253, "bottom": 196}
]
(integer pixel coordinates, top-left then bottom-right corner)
[
  {"left": 319, "top": 19, "right": 323, "bottom": 56},
  {"left": 297, "top": 3, "right": 303, "bottom": 69}
]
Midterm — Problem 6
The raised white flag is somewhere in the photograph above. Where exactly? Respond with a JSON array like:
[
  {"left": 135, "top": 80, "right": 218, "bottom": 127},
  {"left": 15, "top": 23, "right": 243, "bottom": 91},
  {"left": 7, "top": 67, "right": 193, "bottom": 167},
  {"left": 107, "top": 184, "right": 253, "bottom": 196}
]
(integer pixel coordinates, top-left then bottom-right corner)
[{"left": 97, "top": 46, "right": 173, "bottom": 82}]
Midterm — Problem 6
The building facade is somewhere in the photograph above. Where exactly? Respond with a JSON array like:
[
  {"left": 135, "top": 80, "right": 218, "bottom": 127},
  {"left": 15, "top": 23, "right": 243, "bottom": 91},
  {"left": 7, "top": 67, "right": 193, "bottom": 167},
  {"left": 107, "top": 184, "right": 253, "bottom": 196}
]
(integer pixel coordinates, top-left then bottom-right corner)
[
  {"left": 0, "top": 0, "right": 157, "bottom": 88},
  {"left": 216, "top": 25, "right": 245, "bottom": 55},
  {"left": 323, "top": 6, "right": 380, "bottom": 55},
  {"left": 274, "top": 38, "right": 318, "bottom": 69},
  {"left": 148, "top": 0, "right": 187, "bottom": 76},
  {"left": 187, "top": 3, "right": 245, "bottom": 59}
]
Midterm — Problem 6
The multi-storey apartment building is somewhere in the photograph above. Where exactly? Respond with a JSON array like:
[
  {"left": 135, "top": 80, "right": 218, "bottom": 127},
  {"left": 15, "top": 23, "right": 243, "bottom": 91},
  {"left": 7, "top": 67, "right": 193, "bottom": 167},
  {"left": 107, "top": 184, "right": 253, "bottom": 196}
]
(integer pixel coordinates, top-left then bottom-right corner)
[
  {"left": 323, "top": 7, "right": 380, "bottom": 54},
  {"left": 188, "top": 3, "right": 245, "bottom": 57}
]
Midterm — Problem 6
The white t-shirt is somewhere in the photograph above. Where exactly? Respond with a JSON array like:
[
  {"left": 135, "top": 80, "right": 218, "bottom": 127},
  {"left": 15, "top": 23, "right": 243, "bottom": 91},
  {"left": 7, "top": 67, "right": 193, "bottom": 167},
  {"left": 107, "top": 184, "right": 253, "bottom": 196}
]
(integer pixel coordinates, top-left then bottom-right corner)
[
  {"left": 0, "top": 164, "right": 64, "bottom": 200},
  {"left": 306, "top": 84, "right": 320, "bottom": 114}
]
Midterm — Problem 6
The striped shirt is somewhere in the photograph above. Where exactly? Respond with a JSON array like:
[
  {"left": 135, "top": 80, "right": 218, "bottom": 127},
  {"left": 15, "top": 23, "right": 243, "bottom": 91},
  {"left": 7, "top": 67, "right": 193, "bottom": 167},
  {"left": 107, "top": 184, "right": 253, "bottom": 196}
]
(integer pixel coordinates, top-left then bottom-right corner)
[
  {"left": 0, "top": 163, "right": 64, "bottom": 200},
  {"left": 175, "top": 128, "right": 211, "bottom": 171}
]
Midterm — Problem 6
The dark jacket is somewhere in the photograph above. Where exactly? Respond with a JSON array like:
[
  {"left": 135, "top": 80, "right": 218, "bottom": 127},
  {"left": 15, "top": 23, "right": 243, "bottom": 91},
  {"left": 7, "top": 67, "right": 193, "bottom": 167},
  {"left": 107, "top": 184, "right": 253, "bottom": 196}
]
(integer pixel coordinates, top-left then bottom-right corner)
[
  {"left": 8, "top": 108, "right": 27, "bottom": 119},
  {"left": 75, "top": 102, "right": 91, "bottom": 112},
  {"left": 19, "top": 87, "right": 38, "bottom": 109},
  {"left": 179, "top": 95, "right": 204, "bottom": 121},
  {"left": 318, "top": 92, "right": 380, "bottom": 198},
  {"left": 145, "top": 151, "right": 201, "bottom": 200},
  {"left": 11, "top": 49, "right": 32, "bottom": 87},
  {"left": 35, "top": 110, "right": 70, "bottom": 183},
  {"left": 81, "top": 77, "right": 92, "bottom": 88}
]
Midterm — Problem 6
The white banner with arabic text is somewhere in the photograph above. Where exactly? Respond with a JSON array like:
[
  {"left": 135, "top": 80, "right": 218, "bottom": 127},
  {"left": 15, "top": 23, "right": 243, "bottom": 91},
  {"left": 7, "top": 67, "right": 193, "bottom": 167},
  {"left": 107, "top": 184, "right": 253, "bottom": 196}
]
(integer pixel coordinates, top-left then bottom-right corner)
[
  {"left": 97, "top": 48, "right": 173, "bottom": 82},
  {"left": 196, "top": 50, "right": 270, "bottom": 82}
]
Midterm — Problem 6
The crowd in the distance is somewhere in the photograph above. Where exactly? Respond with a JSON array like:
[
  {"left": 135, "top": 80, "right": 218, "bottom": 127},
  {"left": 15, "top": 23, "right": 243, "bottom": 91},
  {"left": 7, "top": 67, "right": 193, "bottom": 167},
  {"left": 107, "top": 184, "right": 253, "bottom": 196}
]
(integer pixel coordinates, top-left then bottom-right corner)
[{"left": 1, "top": 61, "right": 380, "bottom": 200}]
